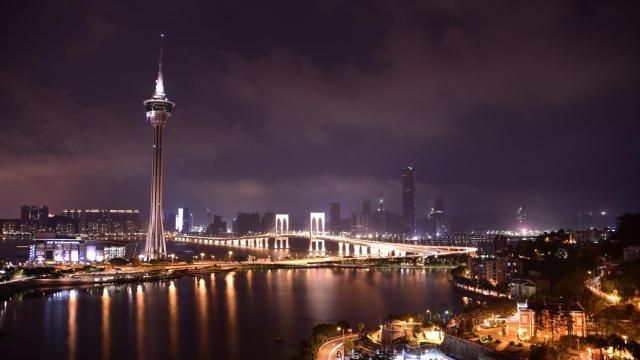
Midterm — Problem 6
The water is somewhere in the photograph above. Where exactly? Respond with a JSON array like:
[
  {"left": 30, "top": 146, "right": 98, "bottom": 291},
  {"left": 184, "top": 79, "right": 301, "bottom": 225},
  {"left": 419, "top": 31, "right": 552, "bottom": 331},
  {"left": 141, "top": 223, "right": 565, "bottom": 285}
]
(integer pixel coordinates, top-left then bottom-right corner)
[{"left": 0, "top": 268, "right": 463, "bottom": 359}]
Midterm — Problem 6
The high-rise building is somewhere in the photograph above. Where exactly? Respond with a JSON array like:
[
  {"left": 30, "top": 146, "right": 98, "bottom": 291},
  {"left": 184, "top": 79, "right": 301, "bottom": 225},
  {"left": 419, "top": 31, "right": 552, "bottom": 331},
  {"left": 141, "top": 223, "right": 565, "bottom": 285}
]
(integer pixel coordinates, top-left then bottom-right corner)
[
  {"left": 205, "top": 208, "right": 213, "bottom": 225},
  {"left": 427, "top": 197, "right": 446, "bottom": 237},
  {"left": 19, "top": 205, "right": 49, "bottom": 233},
  {"left": 261, "top": 212, "right": 275, "bottom": 233},
  {"left": 235, "top": 212, "right": 260, "bottom": 235},
  {"left": 20, "top": 205, "right": 49, "bottom": 227},
  {"left": 361, "top": 200, "right": 371, "bottom": 234},
  {"left": 143, "top": 35, "right": 174, "bottom": 259},
  {"left": 62, "top": 209, "right": 140, "bottom": 235},
  {"left": 183, "top": 207, "right": 192, "bottom": 233},
  {"left": 207, "top": 215, "right": 226, "bottom": 235},
  {"left": 375, "top": 198, "right": 386, "bottom": 234},
  {"left": 175, "top": 208, "right": 184, "bottom": 232},
  {"left": 329, "top": 202, "right": 341, "bottom": 234},
  {"left": 350, "top": 212, "right": 359, "bottom": 233},
  {"left": 166, "top": 212, "right": 176, "bottom": 232},
  {"left": 402, "top": 164, "right": 416, "bottom": 235},
  {"left": 20, "top": 206, "right": 30, "bottom": 223},
  {"left": 175, "top": 207, "right": 191, "bottom": 233},
  {"left": 516, "top": 206, "right": 526, "bottom": 229}
]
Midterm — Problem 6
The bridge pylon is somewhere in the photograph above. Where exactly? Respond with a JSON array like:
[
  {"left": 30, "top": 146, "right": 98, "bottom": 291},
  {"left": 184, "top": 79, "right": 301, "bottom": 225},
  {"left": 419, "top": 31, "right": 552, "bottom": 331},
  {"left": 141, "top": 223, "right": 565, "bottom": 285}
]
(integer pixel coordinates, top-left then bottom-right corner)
[{"left": 309, "top": 212, "right": 326, "bottom": 253}]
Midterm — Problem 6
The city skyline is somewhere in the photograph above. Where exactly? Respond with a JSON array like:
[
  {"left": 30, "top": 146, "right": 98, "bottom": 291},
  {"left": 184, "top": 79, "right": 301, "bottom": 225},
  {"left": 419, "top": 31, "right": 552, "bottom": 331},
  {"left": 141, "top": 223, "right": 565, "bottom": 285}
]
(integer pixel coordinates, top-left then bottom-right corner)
[
  {"left": 2, "top": 3, "right": 640, "bottom": 359},
  {"left": 1, "top": 1, "right": 638, "bottom": 229}
]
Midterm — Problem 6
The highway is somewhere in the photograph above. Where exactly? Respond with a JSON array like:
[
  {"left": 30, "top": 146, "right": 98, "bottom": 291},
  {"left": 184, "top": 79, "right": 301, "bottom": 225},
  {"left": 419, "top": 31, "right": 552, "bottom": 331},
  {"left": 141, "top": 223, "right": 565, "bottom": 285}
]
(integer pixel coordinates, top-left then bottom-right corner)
[{"left": 317, "top": 335, "right": 358, "bottom": 360}]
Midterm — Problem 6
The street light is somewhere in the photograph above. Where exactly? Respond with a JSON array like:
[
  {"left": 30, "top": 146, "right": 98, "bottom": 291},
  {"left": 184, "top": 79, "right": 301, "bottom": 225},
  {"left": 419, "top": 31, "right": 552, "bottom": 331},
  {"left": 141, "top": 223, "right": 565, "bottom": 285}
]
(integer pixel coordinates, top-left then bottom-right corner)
[
  {"left": 336, "top": 326, "right": 345, "bottom": 359},
  {"left": 426, "top": 309, "right": 431, "bottom": 322},
  {"left": 228, "top": 251, "right": 233, "bottom": 262},
  {"left": 200, "top": 252, "right": 205, "bottom": 262},
  {"left": 170, "top": 253, "right": 175, "bottom": 263}
]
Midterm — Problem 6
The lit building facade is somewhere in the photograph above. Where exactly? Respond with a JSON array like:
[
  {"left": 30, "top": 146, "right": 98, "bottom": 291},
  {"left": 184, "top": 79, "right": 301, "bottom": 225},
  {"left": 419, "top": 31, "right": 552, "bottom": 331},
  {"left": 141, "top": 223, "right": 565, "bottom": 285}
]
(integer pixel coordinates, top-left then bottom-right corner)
[
  {"left": 29, "top": 239, "right": 136, "bottom": 263},
  {"left": 62, "top": 209, "right": 140, "bottom": 235},
  {"left": 175, "top": 207, "right": 192, "bottom": 233}
]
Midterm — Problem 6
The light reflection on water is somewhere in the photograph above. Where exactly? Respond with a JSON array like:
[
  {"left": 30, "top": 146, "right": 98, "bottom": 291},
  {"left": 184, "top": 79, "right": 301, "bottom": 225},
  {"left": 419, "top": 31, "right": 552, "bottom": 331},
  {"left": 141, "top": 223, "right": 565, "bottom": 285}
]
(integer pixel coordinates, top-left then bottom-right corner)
[
  {"left": 102, "top": 287, "right": 110, "bottom": 360},
  {"left": 0, "top": 268, "right": 463, "bottom": 360},
  {"left": 225, "top": 272, "right": 238, "bottom": 360},
  {"left": 67, "top": 289, "right": 77, "bottom": 360},
  {"left": 196, "top": 277, "right": 209, "bottom": 359},
  {"left": 168, "top": 281, "right": 178, "bottom": 360},
  {"left": 136, "top": 284, "right": 145, "bottom": 360}
]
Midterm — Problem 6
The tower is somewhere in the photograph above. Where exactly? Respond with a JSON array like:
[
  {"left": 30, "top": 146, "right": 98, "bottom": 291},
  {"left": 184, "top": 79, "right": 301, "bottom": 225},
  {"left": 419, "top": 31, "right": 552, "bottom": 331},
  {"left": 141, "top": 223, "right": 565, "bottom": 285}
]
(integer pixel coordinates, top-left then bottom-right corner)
[
  {"left": 428, "top": 197, "right": 446, "bottom": 237},
  {"left": 143, "top": 35, "right": 175, "bottom": 259},
  {"left": 402, "top": 161, "right": 417, "bottom": 235}
]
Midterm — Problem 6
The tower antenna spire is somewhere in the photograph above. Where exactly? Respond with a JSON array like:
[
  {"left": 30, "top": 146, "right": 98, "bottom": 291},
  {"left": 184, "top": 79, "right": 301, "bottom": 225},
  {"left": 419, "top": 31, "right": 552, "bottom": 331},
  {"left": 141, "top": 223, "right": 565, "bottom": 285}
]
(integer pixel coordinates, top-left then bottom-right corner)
[
  {"left": 159, "top": 33, "right": 164, "bottom": 70},
  {"left": 154, "top": 34, "right": 166, "bottom": 98},
  {"left": 409, "top": 156, "right": 420, "bottom": 168}
]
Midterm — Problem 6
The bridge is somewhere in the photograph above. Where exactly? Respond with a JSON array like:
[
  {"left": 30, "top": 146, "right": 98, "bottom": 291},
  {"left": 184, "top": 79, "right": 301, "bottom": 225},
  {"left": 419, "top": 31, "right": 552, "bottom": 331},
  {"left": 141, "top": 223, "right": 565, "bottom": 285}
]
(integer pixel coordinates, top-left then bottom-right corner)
[
  {"left": 173, "top": 232, "right": 476, "bottom": 257},
  {"left": 172, "top": 212, "right": 475, "bottom": 257}
]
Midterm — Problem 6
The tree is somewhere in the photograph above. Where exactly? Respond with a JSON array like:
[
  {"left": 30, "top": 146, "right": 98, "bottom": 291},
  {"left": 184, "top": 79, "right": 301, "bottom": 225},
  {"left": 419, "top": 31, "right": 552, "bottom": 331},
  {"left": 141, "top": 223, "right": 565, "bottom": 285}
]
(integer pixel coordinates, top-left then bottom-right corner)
[
  {"left": 615, "top": 213, "right": 640, "bottom": 246},
  {"left": 529, "top": 344, "right": 559, "bottom": 360},
  {"left": 336, "top": 320, "right": 351, "bottom": 331}
]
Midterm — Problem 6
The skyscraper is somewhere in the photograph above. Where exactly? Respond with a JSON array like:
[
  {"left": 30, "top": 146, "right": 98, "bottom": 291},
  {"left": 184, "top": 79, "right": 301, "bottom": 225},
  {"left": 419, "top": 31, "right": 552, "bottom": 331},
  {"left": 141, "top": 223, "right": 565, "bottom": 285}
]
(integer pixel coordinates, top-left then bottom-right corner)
[
  {"left": 375, "top": 198, "right": 386, "bottom": 234},
  {"left": 329, "top": 202, "right": 341, "bottom": 234},
  {"left": 207, "top": 215, "right": 226, "bottom": 235},
  {"left": 166, "top": 212, "right": 176, "bottom": 232},
  {"left": 20, "top": 205, "right": 49, "bottom": 232},
  {"left": 362, "top": 200, "right": 371, "bottom": 234},
  {"left": 428, "top": 197, "right": 446, "bottom": 237},
  {"left": 183, "top": 207, "right": 192, "bottom": 233},
  {"left": 516, "top": 206, "right": 526, "bottom": 229},
  {"left": 143, "top": 35, "right": 175, "bottom": 259},
  {"left": 175, "top": 208, "right": 184, "bottom": 232},
  {"left": 175, "top": 207, "right": 191, "bottom": 233},
  {"left": 261, "top": 212, "right": 275, "bottom": 233},
  {"left": 402, "top": 164, "right": 416, "bottom": 235},
  {"left": 235, "top": 212, "right": 260, "bottom": 235}
]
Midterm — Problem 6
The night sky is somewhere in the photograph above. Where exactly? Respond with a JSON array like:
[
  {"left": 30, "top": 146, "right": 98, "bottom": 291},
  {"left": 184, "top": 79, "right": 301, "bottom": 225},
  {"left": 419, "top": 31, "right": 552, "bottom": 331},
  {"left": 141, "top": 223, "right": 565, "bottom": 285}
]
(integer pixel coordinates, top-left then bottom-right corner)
[{"left": 1, "top": 1, "right": 639, "bottom": 229}]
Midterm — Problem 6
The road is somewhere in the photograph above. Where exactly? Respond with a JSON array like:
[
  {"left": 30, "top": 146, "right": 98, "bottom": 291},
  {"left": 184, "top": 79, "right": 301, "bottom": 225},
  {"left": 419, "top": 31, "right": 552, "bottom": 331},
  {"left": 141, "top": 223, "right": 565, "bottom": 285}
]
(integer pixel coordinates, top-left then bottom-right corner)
[{"left": 317, "top": 335, "right": 358, "bottom": 360}]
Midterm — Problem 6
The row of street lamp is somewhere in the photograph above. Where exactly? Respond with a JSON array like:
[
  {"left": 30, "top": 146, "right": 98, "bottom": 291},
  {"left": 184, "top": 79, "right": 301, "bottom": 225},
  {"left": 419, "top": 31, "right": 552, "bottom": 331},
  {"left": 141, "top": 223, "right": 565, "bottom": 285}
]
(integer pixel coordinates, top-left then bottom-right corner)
[{"left": 139, "top": 251, "right": 234, "bottom": 263}]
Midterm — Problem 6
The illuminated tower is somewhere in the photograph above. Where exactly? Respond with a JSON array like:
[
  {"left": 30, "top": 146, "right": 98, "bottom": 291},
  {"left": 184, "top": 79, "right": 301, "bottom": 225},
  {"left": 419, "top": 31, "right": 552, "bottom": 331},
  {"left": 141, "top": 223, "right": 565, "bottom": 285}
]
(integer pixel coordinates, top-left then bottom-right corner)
[{"left": 143, "top": 35, "right": 175, "bottom": 259}]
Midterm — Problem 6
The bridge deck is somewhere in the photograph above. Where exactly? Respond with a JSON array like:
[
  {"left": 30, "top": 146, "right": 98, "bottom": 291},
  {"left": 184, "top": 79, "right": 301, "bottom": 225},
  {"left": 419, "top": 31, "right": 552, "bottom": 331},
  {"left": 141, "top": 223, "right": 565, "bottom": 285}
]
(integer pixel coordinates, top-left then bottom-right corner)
[{"left": 172, "top": 233, "right": 476, "bottom": 256}]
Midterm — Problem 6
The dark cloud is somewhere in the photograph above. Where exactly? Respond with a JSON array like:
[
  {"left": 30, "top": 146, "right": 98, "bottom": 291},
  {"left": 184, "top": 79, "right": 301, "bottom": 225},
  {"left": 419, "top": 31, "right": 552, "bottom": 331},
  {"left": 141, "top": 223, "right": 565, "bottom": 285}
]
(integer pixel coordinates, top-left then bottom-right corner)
[{"left": 0, "top": 0, "right": 638, "bottom": 229}]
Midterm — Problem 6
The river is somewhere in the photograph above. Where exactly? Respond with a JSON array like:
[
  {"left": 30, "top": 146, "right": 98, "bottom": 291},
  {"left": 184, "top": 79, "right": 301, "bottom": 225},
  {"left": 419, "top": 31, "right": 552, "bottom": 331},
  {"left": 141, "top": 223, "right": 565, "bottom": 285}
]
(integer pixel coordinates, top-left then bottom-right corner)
[{"left": 0, "top": 237, "right": 465, "bottom": 359}]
